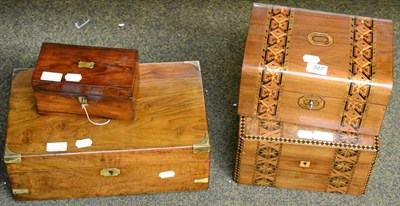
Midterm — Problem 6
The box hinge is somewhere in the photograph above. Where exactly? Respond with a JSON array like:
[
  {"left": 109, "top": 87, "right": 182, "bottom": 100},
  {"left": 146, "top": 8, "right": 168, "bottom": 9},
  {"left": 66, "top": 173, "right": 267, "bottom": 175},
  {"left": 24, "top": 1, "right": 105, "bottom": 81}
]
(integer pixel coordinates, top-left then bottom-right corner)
[
  {"left": 193, "top": 133, "right": 210, "bottom": 153},
  {"left": 4, "top": 144, "right": 21, "bottom": 164},
  {"left": 184, "top": 61, "right": 201, "bottom": 71},
  {"left": 13, "top": 189, "right": 29, "bottom": 195},
  {"left": 194, "top": 178, "right": 209, "bottom": 184}
]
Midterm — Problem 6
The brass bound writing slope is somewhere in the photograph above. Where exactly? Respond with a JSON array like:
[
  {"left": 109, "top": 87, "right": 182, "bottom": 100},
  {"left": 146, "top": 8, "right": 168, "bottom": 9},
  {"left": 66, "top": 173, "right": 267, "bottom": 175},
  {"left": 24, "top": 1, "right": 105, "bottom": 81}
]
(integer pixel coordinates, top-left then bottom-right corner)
[{"left": 5, "top": 61, "right": 210, "bottom": 200}]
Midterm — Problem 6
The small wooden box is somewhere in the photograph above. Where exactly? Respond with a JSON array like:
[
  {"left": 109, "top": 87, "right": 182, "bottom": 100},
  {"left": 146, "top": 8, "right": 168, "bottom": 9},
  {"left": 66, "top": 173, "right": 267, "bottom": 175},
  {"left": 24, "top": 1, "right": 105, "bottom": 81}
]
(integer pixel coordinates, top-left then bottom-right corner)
[
  {"left": 5, "top": 61, "right": 210, "bottom": 200},
  {"left": 32, "top": 43, "right": 139, "bottom": 120},
  {"left": 238, "top": 3, "right": 393, "bottom": 136},
  {"left": 234, "top": 116, "right": 379, "bottom": 195}
]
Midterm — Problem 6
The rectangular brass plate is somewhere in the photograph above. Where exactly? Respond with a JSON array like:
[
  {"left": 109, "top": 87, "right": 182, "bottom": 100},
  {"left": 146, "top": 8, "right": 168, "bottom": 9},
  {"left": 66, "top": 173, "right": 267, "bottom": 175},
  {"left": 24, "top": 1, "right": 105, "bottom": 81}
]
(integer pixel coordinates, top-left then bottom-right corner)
[{"left": 194, "top": 178, "right": 209, "bottom": 183}]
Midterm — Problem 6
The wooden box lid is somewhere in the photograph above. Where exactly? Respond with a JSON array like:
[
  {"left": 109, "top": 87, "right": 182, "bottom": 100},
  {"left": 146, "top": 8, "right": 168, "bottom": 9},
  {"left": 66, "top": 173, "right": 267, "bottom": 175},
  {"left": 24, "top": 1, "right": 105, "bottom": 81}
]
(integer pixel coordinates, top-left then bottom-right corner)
[
  {"left": 238, "top": 3, "right": 393, "bottom": 117},
  {"left": 5, "top": 61, "right": 209, "bottom": 158},
  {"left": 32, "top": 43, "right": 138, "bottom": 97}
]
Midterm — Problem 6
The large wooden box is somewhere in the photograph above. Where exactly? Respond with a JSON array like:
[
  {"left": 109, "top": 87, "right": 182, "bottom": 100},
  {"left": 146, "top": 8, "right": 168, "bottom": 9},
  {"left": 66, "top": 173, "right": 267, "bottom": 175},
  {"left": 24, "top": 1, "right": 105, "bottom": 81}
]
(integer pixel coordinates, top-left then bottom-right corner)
[
  {"left": 238, "top": 3, "right": 393, "bottom": 135},
  {"left": 32, "top": 43, "right": 139, "bottom": 120},
  {"left": 234, "top": 116, "right": 379, "bottom": 195},
  {"left": 4, "top": 61, "right": 210, "bottom": 200}
]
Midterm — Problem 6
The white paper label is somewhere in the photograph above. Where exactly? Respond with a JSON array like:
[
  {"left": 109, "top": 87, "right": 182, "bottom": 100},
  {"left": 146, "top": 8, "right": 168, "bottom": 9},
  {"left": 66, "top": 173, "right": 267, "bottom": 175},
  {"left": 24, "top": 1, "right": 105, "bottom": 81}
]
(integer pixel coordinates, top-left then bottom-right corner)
[
  {"left": 306, "top": 63, "right": 328, "bottom": 75},
  {"left": 46, "top": 142, "right": 67, "bottom": 152},
  {"left": 65, "top": 73, "right": 82, "bottom": 82},
  {"left": 313, "top": 131, "right": 334, "bottom": 141},
  {"left": 159, "top": 171, "right": 175, "bottom": 179},
  {"left": 303, "top": 54, "right": 328, "bottom": 75},
  {"left": 303, "top": 54, "right": 320, "bottom": 63},
  {"left": 40, "top": 71, "right": 63, "bottom": 82},
  {"left": 297, "top": 130, "right": 314, "bottom": 139},
  {"left": 297, "top": 130, "right": 334, "bottom": 142},
  {"left": 75, "top": 138, "right": 93, "bottom": 148}
]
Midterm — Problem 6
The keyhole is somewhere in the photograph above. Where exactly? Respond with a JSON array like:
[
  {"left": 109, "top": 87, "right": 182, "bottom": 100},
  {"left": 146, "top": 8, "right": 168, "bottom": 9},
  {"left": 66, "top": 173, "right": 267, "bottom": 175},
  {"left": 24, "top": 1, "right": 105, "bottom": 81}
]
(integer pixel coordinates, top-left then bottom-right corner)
[
  {"left": 109, "top": 170, "right": 114, "bottom": 175},
  {"left": 303, "top": 162, "right": 307, "bottom": 166}
]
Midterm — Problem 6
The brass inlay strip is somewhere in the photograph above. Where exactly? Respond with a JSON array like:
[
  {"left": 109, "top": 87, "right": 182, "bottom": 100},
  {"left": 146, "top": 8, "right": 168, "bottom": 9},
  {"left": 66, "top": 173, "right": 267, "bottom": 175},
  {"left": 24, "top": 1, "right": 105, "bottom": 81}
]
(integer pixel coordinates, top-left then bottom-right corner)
[{"left": 194, "top": 178, "right": 209, "bottom": 184}]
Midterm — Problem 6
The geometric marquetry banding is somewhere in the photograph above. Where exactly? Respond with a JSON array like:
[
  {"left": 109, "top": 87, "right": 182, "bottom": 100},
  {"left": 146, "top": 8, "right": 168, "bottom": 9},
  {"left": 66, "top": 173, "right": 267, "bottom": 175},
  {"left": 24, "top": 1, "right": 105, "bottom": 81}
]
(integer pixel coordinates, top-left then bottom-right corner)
[
  {"left": 257, "top": 7, "right": 294, "bottom": 120},
  {"left": 253, "top": 141, "right": 282, "bottom": 186},
  {"left": 234, "top": 137, "right": 245, "bottom": 182},
  {"left": 326, "top": 149, "right": 361, "bottom": 193},
  {"left": 340, "top": 17, "right": 376, "bottom": 132}
]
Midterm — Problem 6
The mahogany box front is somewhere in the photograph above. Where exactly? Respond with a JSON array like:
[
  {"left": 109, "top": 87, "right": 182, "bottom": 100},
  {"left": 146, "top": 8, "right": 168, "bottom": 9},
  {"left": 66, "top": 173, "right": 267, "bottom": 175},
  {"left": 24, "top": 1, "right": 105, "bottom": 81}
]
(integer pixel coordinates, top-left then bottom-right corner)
[
  {"left": 5, "top": 61, "right": 210, "bottom": 200},
  {"left": 32, "top": 43, "right": 139, "bottom": 120}
]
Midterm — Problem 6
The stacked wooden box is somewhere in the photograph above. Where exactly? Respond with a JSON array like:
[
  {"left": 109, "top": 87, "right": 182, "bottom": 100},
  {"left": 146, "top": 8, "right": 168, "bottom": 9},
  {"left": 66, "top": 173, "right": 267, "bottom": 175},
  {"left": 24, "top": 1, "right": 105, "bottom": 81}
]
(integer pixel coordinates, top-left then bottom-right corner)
[
  {"left": 4, "top": 43, "right": 210, "bottom": 200},
  {"left": 234, "top": 3, "right": 393, "bottom": 195}
]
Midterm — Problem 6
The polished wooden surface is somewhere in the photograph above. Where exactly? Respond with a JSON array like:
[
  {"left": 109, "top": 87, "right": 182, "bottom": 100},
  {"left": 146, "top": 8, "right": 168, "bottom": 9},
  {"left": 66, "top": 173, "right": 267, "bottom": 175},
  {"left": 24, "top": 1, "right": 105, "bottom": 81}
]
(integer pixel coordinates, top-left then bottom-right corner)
[
  {"left": 235, "top": 117, "right": 377, "bottom": 195},
  {"left": 238, "top": 4, "right": 393, "bottom": 135},
  {"left": 6, "top": 62, "right": 209, "bottom": 200},
  {"left": 33, "top": 43, "right": 138, "bottom": 96},
  {"left": 32, "top": 43, "right": 139, "bottom": 120}
]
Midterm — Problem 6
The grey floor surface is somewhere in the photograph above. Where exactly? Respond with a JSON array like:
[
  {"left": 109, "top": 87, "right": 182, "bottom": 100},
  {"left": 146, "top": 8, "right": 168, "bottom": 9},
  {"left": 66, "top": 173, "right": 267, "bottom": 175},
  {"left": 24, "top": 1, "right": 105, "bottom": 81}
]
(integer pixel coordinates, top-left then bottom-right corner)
[{"left": 0, "top": 0, "right": 399, "bottom": 205}]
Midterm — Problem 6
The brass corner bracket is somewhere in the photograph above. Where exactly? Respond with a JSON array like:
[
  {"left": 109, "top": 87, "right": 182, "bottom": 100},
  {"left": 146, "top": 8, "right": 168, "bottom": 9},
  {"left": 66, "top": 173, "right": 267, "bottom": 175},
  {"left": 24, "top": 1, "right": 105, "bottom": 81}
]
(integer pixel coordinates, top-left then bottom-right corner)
[
  {"left": 193, "top": 133, "right": 210, "bottom": 153},
  {"left": 184, "top": 61, "right": 201, "bottom": 71},
  {"left": 4, "top": 144, "right": 21, "bottom": 164},
  {"left": 194, "top": 178, "right": 209, "bottom": 184}
]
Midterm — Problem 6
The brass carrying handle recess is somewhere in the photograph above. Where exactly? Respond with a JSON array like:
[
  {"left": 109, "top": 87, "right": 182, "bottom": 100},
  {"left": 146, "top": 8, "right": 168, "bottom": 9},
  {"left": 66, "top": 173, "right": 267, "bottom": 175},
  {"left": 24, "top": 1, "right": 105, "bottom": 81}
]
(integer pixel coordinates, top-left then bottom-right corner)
[{"left": 78, "top": 61, "right": 95, "bottom": 69}]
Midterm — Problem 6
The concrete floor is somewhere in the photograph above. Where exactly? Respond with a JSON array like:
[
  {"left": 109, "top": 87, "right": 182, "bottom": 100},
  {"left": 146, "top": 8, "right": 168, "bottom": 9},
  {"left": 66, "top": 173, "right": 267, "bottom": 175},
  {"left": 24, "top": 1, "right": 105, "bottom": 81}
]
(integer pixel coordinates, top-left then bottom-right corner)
[{"left": 0, "top": 0, "right": 399, "bottom": 205}]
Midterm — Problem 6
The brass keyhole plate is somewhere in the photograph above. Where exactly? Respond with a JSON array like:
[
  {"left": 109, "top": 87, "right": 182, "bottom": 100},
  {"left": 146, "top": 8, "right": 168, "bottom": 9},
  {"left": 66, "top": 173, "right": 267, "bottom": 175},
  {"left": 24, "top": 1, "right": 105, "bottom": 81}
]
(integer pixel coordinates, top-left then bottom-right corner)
[{"left": 298, "top": 95, "right": 325, "bottom": 111}]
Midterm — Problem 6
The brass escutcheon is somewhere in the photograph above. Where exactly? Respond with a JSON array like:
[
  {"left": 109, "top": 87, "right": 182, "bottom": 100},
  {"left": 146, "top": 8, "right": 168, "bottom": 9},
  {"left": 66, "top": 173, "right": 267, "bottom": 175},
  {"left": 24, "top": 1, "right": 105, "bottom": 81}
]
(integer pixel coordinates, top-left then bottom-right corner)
[{"left": 298, "top": 95, "right": 325, "bottom": 111}]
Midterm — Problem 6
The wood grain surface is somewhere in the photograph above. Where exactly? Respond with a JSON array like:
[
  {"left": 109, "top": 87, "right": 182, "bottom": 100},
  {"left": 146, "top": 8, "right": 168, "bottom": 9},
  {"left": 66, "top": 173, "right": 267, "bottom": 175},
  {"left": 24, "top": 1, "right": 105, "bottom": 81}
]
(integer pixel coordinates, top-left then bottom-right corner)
[
  {"left": 5, "top": 61, "right": 210, "bottom": 200},
  {"left": 235, "top": 116, "right": 378, "bottom": 195},
  {"left": 238, "top": 3, "right": 393, "bottom": 136},
  {"left": 32, "top": 43, "right": 139, "bottom": 120}
]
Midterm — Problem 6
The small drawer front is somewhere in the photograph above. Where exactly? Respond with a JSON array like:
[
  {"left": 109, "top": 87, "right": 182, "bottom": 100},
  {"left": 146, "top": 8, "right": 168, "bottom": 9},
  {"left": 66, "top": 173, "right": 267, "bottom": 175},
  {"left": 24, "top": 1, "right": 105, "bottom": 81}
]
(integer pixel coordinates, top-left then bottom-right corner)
[
  {"left": 274, "top": 144, "right": 335, "bottom": 192},
  {"left": 236, "top": 138, "right": 376, "bottom": 195},
  {"left": 277, "top": 144, "right": 335, "bottom": 175}
]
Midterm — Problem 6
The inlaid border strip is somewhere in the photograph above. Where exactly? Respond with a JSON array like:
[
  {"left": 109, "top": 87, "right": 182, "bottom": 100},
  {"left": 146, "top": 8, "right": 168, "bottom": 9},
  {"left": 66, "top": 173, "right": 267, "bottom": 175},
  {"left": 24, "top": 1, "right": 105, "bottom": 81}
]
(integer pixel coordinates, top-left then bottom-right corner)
[
  {"left": 325, "top": 149, "right": 361, "bottom": 193},
  {"left": 340, "top": 17, "right": 376, "bottom": 132},
  {"left": 362, "top": 136, "right": 380, "bottom": 193},
  {"left": 252, "top": 141, "right": 282, "bottom": 186},
  {"left": 256, "top": 6, "right": 294, "bottom": 120},
  {"left": 233, "top": 118, "right": 247, "bottom": 182}
]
